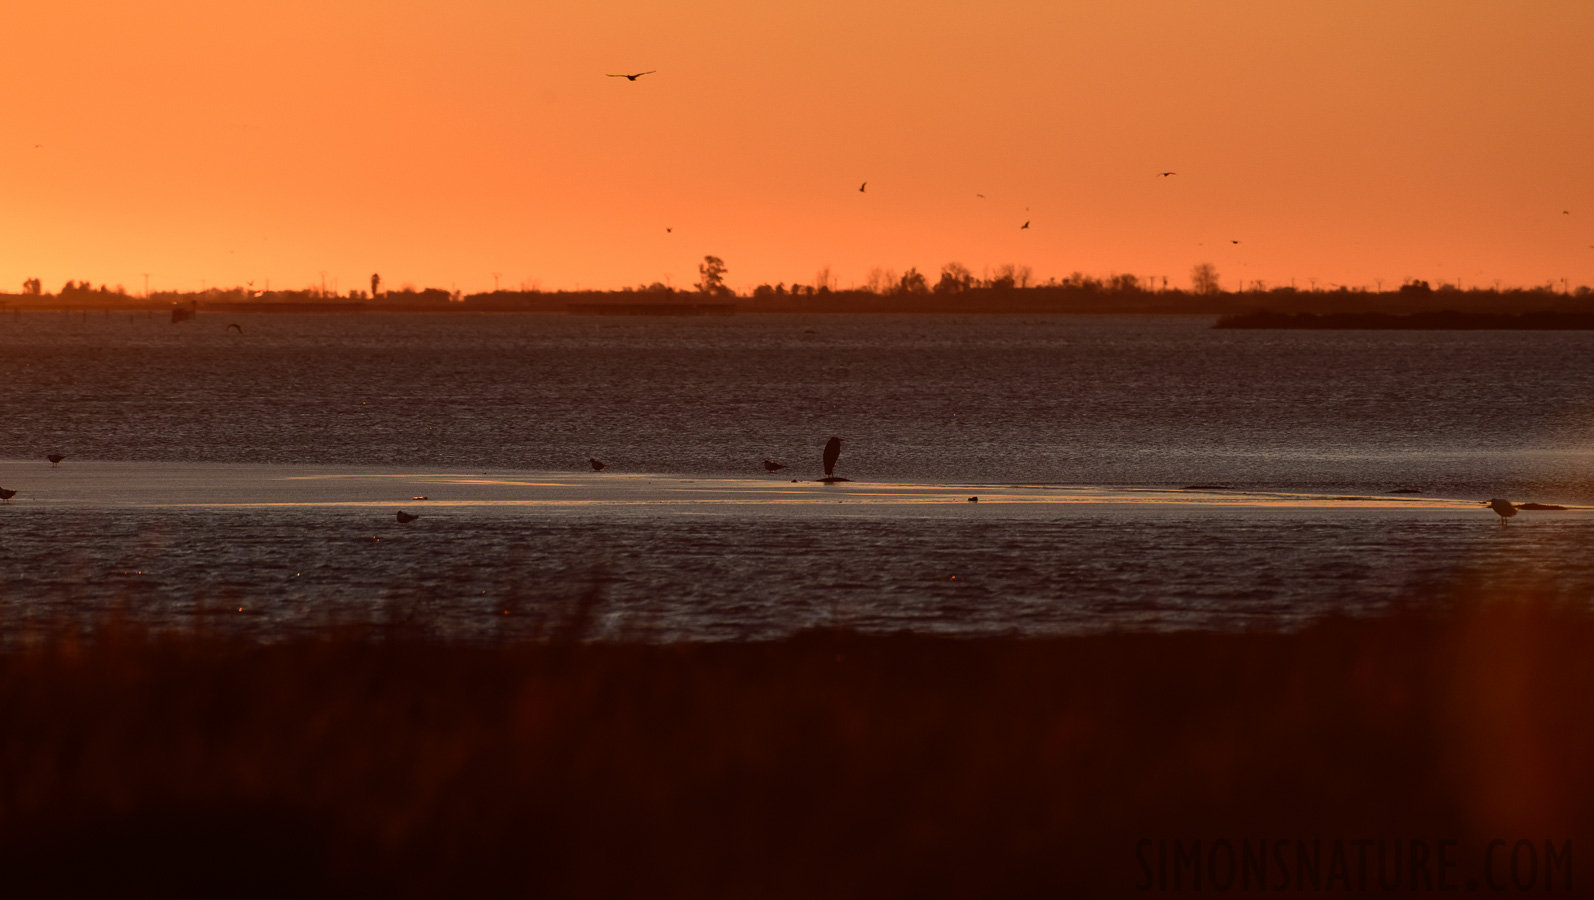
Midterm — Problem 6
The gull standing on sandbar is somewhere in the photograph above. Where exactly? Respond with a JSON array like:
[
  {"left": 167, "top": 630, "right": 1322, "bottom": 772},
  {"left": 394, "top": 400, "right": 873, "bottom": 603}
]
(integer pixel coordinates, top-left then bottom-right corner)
[
  {"left": 1484, "top": 498, "right": 1517, "bottom": 526},
  {"left": 823, "top": 436, "right": 843, "bottom": 478}
]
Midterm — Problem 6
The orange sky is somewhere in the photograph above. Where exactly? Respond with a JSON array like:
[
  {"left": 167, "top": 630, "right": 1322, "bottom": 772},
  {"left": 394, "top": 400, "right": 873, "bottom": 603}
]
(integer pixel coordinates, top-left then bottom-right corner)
[{"left": 4, "top": 0, "right": 1592, "bottom": 295}]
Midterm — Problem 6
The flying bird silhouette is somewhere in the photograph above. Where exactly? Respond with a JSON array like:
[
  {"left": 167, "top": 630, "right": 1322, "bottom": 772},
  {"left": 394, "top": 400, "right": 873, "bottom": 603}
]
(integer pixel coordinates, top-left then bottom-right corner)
[
  {"left": 1231, "top": 240, "right": 1240, "bottom": 244},
  {"left": 396, "top": 510, "right": 419, "bottom": 524},
  {"left": 589, "top": 457, "right": 608, "bottom": 471},
  {"left": 665, "top": 227, "right": 672, "bottom": 233},
  {"left": 0, "top": 488, "right": 16, "bottom": 504},
  {"left": 607, "top": 71, "right": 656, "bottom": 81},
  {"left": 1157, "top": 172, "right": 1177, "bottom": 177},
  {"left": 822, "top": 436, "right": 842, "bottom": 477},
  {"left": 859, "top": 182, "right": 867, "bottom": 193},
  {"left": 47, "top": 454, "right": 64, "bottom": 467},
  {"left": 976, "top": 193, "right": 985, "bottom": 198},
  {"left": 1021, "top": 220, "right": 1030, "bottom": 229},
  {"left": 1484, "top": 498, "right": 1517, "bottom": 526},
  {"left": 763, "top": 459, "right": 786, "bottom": 472}
]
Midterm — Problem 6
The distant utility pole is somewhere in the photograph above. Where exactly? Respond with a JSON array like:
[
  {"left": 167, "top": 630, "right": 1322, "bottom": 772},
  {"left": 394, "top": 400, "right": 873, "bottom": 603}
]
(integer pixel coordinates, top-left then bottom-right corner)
[
  {"left": 493, "top": 272, "right": 502, "bottom": 292},
  {"left": 142, "top": 273, "right": 150, "bottom": 298}
]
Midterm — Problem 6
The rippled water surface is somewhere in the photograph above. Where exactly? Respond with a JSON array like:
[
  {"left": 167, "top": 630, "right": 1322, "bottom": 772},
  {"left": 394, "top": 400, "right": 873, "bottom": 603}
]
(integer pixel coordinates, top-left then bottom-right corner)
[{"left": 3, "top": 312, "right": 1593, "bottom": 637}]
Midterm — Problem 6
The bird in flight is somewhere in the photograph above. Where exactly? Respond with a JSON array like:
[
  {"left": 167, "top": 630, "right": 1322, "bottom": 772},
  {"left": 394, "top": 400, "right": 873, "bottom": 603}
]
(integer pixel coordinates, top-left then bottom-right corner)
[
  {"left": 665, "top": 227, "right": 672, "bottom": 233},
  {"left": 1484, "top": 498, "right": 1517, "bottom": 527},
  {"left": 1021, "top": 220, "right": 1030, "bottom": 229},
  {"left": 976, "top": 193, "right": 985, "bottom": 198},
  {"left": 396, "top": 510, "right": 419, "bottom": 524},
  {"left": 608, "top": 71, "right": 655, "bottom": 81},
  {"left": 1157, "top": 172, "right": 1177, "bottom": 177},
  {"left": 859, "top": 182, "right": 867, "bottom": 193},
  {"left": 0, "top": 487, "right": 16, "bottom": 504},
  {"left": 589, "top": 457, "right": 608, "bottom": 471},
  {"left": 1231, "top": 240, "right": 1240, "bottom": 244},
  {"left": 763, "top": 459, "right": 786, "bottom": 473},
  {"left": 47, "top": 454, "right": 65, "bottom": 467}
]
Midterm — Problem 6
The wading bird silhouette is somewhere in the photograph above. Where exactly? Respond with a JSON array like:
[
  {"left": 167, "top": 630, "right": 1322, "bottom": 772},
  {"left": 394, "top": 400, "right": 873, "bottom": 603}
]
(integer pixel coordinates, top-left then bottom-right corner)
[
  {"left": 396, "top": 510, "right": 419, "bottom": 524},
  {"left": 589, "top": 458, "right": 608, "bottom": 472},
  {"left": 1484, "top": 498, "right": 1517, "bottom": 526},
  {"left": 0, "top": 487, "right": 16, "bottom": 503},
  {"left": 47, "top": 454, "right": 64, "bottom": 467},
  {"left": 763, "top": 459, "right": 786, "bottom": 472},
  {"left": 607, "top": 71, "right": 655, "bottom": 81},
  {"left": 822, "top": 436, "right": 842, "bottom": 478}
]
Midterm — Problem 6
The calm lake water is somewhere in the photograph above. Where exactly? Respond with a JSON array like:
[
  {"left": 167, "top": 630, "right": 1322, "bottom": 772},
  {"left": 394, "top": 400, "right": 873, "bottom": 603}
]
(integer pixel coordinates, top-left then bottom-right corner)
[{"left": 3, "top": 311, "right": 1593, "bottom": 638}]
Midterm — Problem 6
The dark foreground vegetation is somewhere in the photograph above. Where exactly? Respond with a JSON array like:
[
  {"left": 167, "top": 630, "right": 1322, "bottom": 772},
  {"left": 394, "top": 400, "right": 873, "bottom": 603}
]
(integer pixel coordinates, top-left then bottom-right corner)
[{"left": 3, "top": 590, "right": 1592, "bottom": 898}]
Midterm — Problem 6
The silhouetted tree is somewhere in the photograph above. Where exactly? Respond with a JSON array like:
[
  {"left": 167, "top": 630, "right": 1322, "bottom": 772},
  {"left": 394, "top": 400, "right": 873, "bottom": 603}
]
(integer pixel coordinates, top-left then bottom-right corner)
[
  {"left": 934, "top": 262, "right": 973, "bottom": 294},
  {"left": 21, "top": 277, "right": 42, "bottom": 295},
  {"left": 370, "top": 273, "right": 382, "bottom": 298},
  {"left": 1190, "top": 263, "right": 1220, "bottom": 295},
  {"left": 697, "top": 255, "right": 730, "bottom": 296},
  {"left": 898, "top": 268, "right": 929, "bottom": 295}
]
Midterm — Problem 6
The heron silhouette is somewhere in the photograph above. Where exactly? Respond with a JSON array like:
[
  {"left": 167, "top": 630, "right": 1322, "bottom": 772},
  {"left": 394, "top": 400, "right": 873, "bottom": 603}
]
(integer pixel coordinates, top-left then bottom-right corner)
[
  {"left": 589, "top": 458, "right": 608, "bottom": 472},
  {"left": 1484, "top": 498, "right": 1517, "bottom": 526},
  {"left": 763, "top": 459, "right": 786, "bottom": 472},
  {"left": 822, "top": 436, "right": 842, "bottom": 477},
  {"left": 0, "top": 488, "right": 15, "bottom": 504},
  {"left": 47, "top": 454, "right": 64, "bottom": 467},
  {"left": 608, "top": 71, "right": 656, "bottom": 81},
  {"left": 396, "top": 510, "right": 419, "bottom": 524}
]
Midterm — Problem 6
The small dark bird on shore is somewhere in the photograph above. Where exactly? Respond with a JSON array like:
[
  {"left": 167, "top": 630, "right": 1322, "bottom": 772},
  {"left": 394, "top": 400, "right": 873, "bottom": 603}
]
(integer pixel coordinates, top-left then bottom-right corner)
[
  {"left": 607, "top": 70, "right": 656, "bottom": 81},
  {"left": 822, "top": 436, "right": 842, "bottom": 478},
  {"left": 1484, "top": 498, "right": 1517, "bottom": 526},
  {"left": 396, "top": 510, "right": 419, "bottom": 524},
  {"left": 763, "top": 459, "right": 786, "bottom": 472},
  {"left": 47, "top": 454, "right": 64, "bottom": 467},
  {"left": 967, "top": 496, "right": 978, "bottom": 503},
  {"left": 589, "top": 458, "right": 608, "bottom": 471},
  {"left": 0, "top": 488, "right": 16, "bottom": 503},
  {"left": 226, "top": 323, "right": 243, "bottom": 333}
]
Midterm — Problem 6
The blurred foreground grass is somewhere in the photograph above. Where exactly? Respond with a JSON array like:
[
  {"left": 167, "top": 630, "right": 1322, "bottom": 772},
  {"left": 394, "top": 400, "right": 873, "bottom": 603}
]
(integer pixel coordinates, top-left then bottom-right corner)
[{"left": 2, "top": 589, "right": 1592, "bottom": 898}]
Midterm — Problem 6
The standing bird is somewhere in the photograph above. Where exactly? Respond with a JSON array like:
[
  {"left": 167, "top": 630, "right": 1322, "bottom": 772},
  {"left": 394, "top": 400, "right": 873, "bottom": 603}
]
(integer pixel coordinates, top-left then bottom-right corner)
[
  {"left": 0, "top": 487, "right": 16, "bottom": 504},
  {"left": 396, "top": 510, "right": 419, "bottom": 524},
  {"left": 47, "top": 454, "right": 64, "bottom": 467},
  {"left": 589, "top": 458, "right": 608, "bottom": 472},
  {"left": 1484, "top": 498, "right": 1517, "bottom": 526},
  {"left": 822, "top": 436, "right": 843, "bottom": 478},
  {"left": 763, "top": 459, "right": 786, "bottom": 473},
  {"left": 607, "top": 71, "right": 656, "bottom": 81}
]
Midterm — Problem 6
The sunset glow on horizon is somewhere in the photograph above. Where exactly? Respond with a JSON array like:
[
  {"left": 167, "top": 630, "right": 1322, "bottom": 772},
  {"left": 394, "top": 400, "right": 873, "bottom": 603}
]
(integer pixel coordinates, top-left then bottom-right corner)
[{"left": 5, "top": 0, "right": 1592, "bottom": 296}]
